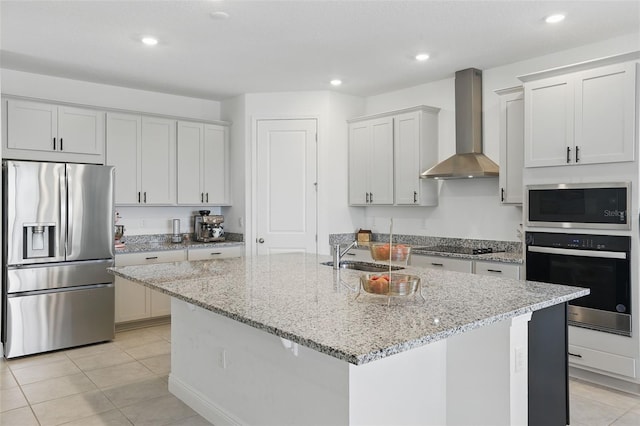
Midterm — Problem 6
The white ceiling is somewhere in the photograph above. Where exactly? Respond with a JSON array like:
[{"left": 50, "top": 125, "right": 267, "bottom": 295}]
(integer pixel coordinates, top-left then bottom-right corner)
[{"left": 1, "top": 0, "right": 639, "bottom": 101}]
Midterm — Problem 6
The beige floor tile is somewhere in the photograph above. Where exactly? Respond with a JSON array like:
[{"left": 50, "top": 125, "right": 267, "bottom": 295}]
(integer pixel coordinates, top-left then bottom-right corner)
[
  {"left": 0, "top": 406, "right": 39, "bottom": 426},
  {"left": 113, "top": 329, "right": 163, "bottom": 350},
  {"left": 0, "top": 369, "right": 18, "bottom": 390},
  {"left": 72, "top": 348, "right": 136, "bottom": 371},
  {"left": 60, "top": 408, "right": 134, "bottom": 426},
  {"left": 120, "top": 394, "right": 198, "bottom": 426},
  {"left": 0, "top": 357, "right": 9, "bottom": 371},
  {"left": 571, "top": 379, "right": 640, "bottom": 411},
  {"left": 85, "top": 361, "right": 155, "bottom": 389},
  {"left": 7, "top": 351, "right": 69, "bottom": 371},
  {"left": 0, "top": 386, "right": 28, "bottom": 412},
  {"left": 139, "top": 353, "right": 171, "bottom": 375},
  {"left": 570, "top": 393, "right": 628, "bottom": 426},
  {"left": 65, "top": 342, "right": 119, "bottom": 360},
  {"left": 11, "top": 358, "right": 81, "bottom": 386},
  {"left": 125, "top": 340, "right": 171, "bottom": 360},
  {"left": 146, "top": 324, "right": 172, "bottom": 342},
  {"left": 31, "top": 389, "right": 115, "bottom": 426},
  {"left": 102, "top": 377, "right": 170, "bottom": 408},
  {"left": 611, "top": 406, "right": 640, "bottom": 426},
  {"left": 164, "top": 414, "right": 213, "bottom": 426},
  {"left": 21, "top": 372, "right": 97, "bottom": 404}
]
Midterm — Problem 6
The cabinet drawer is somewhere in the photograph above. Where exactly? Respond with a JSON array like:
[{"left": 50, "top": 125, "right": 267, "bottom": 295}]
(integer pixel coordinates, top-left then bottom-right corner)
[
  {"left": 474, "top": 261, "right": 520, "bottom": 280},
  {"left": 410, "top": 255, "right": 473, "bottom": 273},
  {"left": 116, "top": 250, "right": 186, "bottom": 266},
  {"left": 187, "top": 246, "right": 243, "bottom": 261},
  {"left": 568, "top": 344, "right": 636, "bottom": 378}
]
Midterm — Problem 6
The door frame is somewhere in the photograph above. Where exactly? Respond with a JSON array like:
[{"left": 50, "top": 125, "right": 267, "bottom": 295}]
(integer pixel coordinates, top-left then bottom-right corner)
[{"left": 250, "top": 116, "right": 319, "bottom": 256}]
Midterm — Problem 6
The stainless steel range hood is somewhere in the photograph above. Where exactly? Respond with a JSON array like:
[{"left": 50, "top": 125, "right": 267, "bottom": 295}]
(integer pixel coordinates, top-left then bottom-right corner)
[{"left": 420, "top": 68, "right": 499, "bottom": 179}]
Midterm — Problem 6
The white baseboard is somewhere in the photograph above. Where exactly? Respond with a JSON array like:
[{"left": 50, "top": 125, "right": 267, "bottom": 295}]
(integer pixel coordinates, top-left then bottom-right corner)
[{"left": 168, "top": 374, "right": 243, "bottom": 426}]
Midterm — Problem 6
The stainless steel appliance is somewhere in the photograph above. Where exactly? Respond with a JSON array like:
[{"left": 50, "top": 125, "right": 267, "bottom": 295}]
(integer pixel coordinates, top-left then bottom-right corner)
[
  {"left": 526, "top": 182, "right": 630, "bottom": 230},
  {"left": 2, "top": 160, "right": 115, "bottom": 358},
  {"left": 526, "top": 232, "right": 631, "bottom": 336},
  {"left": 194, "top": 210, "right": 225, "bottom": 242}
]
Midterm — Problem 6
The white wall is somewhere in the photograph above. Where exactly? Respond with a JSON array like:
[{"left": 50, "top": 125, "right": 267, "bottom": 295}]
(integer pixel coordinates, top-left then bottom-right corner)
[
  {"left": 1, "top": 68, "right": 223, "bottom": 235},
  {"left": 360, "top": 32, "right": 640, "bottom": 241}
]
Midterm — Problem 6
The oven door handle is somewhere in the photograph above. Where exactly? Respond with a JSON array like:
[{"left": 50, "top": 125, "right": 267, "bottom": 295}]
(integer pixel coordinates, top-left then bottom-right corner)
[{"left": 528, "top": 246, "right": 627, "bottom": 259}]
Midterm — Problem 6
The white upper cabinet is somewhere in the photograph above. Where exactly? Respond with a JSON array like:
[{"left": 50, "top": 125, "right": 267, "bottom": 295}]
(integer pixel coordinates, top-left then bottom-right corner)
[
  {"left": 496, "top": 87, "right": 524, "bottom": 204},
  {"left": 524, "top": 62, "right": 636, "bottom": 167},
  {"left": 106, "top": 113, "right": 176, "bottom": 205},
  {"left": 177, "top": 121, "right": 230, "bottom": 205},
  {"left": 348, "top": 106, "right": 439, "bottom": 207},
  {"left": 4, "top": 98, "right": 105, "bottom": 164},
  {"left": 348, "top": 116, "right": 394, "bottom": 205},
  {"left": 394, "top": 109, "right": 438, "bottom": 206}
]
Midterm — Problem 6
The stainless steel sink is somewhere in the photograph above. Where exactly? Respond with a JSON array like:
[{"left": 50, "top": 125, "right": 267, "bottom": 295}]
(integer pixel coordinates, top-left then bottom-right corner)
[{"left": 320, "top": 261, "right": 403, "bottom": 272}]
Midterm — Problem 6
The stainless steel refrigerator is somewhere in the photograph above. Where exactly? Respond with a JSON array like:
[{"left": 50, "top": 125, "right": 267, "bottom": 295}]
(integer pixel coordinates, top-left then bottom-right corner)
[{"left": 2, "top": 160, "right": 115, "bottom": 358}]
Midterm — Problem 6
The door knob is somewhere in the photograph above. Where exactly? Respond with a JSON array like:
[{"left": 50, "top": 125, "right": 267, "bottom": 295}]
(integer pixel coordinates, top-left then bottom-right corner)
[{"left": 258, "top": 238, "right": 265, "bottom": 244}]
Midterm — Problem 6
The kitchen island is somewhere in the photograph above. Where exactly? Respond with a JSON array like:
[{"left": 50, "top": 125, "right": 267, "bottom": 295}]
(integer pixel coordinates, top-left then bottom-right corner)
[{"left": 109, "top": 253, "right": 588, "bottom": 426}]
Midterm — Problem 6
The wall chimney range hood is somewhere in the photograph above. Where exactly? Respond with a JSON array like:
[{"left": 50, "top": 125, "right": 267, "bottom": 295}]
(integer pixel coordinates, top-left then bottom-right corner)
[{"left": 421, "top": 68, "right": 499, "bottom": 179}]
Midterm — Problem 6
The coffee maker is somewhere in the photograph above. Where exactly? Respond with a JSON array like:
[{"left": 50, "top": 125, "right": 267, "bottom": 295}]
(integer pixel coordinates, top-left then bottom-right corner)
[{"left": 194, "top": 210, "right": 225, "bottom": 242}]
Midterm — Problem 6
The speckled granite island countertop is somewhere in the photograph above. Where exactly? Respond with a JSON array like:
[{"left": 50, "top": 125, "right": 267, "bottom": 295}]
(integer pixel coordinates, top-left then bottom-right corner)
[
  {"left": 115, "top": 240, "right": 244, "bottom": 254},
  {"left": 108, "top": 253, "right": 587, "bottom": 365}
]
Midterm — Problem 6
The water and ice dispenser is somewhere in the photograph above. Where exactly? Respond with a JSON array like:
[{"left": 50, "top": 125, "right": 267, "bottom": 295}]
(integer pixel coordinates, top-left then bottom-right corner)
[{"left": 23, "top": 223, "right": 56, "bottom": 259}]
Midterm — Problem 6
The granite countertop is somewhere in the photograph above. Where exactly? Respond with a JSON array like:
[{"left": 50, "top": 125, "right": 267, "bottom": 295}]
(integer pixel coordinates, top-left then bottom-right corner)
[
  {"left": 115, "top": 240, "right": 244, "bottom": 254},
  {"left": 109, "top": 253, "right": 586, "bottom": 365}
]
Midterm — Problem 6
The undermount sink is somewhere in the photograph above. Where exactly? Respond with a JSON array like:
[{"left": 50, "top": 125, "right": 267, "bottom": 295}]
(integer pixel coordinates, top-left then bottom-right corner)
[{"left": 321, "top": 261, "right": 404, "bottom": 272}]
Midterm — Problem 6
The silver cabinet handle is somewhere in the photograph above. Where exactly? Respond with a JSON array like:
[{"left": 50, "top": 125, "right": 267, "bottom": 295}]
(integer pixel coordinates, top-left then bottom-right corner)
[
  {"left": 138, "top": 192, "right": 141, "bottom": 203},
  {"left": 568, "top": 352, "right": 583, "bottom": 358},
  {"left": 60, "top": 138, "right": 63, "bottom": 151},
  {"left": 575, "top": 145, "right": 580, "bottom": 163},
  {"left": 486, "top": 269, "right": 503, "bottom": 273},
  {"left": 53, "top": 137, "right": 56, "bottom": 151},
  {"left": 370, "top": 192, "right": 373, "bottom": 203},
  {"left": 143, "top": 192, "right": 147, "bottom": 203},
  {"left": 209, "top": 252, "right": 222, "bottom": 256},
  {"left": 206, "top": 193, "right": 209, "bottom": 203},
  {"left": 413, "top": 191, "right": 417, "bottom": 203},
  {"left": 201, "top": 193, "right": 204, "bottom": 203},
  {"left": 501, "top": 188, "right": 505, "bottom": 202},
  {"left": 365, "top": 192, "right": 369, "bottom": 203},
  {"left": 145, "top": 256, "right": 158, "bottom": 260},
  {"left": 566, "top": 146, "right": 571, "bottom": 163},
  {"left": 431, "top": 263, "right": 444, "bottom": 267}
]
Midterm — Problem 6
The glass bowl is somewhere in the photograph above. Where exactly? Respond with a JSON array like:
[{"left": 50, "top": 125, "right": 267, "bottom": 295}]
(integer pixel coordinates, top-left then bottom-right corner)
[
  {"left": 369, "top": 243, "right": 411, "bottom": 262},
  {"left": 360, "top": 273, "right": 421, "bottom": 296}
]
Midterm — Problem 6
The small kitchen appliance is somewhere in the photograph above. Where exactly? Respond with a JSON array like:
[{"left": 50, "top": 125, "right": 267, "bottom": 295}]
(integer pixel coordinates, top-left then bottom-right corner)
[{"left": 194, "top": 211, "right": 225, "bottom": 242}]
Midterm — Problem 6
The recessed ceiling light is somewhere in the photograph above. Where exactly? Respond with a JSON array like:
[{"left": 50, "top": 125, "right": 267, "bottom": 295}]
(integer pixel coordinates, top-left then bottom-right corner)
[
  {"left": 545, "top": 14, "right": 565, "bottom": 24},
  {"left": 330, "top": 79, "right": 342, "bottom": 86},
  {"left": 210, "top": 11, "right": 230, "bottom": 20},
  {"left": 415, "top": 53, "right": 430, "bottom": 62},
  {"left": 141, "top": 36, "right": 158, "bottom": 46}
]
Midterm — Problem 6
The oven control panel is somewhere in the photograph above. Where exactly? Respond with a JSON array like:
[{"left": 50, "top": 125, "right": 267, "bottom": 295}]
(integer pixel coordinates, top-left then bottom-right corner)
[{"left": 526, "top": 232, "right": 630, "bottom": 252}]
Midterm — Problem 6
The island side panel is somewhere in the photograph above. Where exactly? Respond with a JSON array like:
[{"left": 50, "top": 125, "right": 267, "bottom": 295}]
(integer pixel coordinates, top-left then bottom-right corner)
[
  {"left": 169, "top": 298, "right": 351, "bottom": 425},
  {"left": 446, "top": 312, "right": 532, "bottom": 426}
]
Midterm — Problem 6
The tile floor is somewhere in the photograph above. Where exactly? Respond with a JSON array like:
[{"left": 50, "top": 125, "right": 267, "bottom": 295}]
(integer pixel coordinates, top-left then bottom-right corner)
[{"left": 1, "top": 324, "right": 640, "bottom": 426}]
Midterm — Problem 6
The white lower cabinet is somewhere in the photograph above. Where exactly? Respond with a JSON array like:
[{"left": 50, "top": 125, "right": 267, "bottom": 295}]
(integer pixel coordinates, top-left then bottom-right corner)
[
  {"left": 568, "top": 344, "right": 636, "bottom": 378},
  {"left": 474, "top": 260, "right": 520, "bottom": 280},
  {"left": 115, "top": 250, "right": 186, "bottom": 323},
  {"left": 187, "top": 245, "right": 244, "bottom": 261},
  {"left": 410, "top": 255, "right": 473, "bottom": 273}
]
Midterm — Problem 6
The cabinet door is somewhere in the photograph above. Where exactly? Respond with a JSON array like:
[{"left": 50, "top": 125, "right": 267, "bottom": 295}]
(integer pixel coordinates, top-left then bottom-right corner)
[
  {"left": 524, "top": 76, "right": 574, "bottom": 167},
  {"left": 106, "top": 113, "right": 141, "bottom": 204},
  {"left": 411, "top": 255, "right": 473, "bottom": 273},
  {"left": 141, "top": 117, "right": 176, "bottom": 205},
  {"left": 114, "top": 277, "right": 151, "bottom": 322},
  {"left": 177, "top": 121, "right": 204, "bottom": 205},
  {"left": 58, "top": 106, "right": 105, "bottom": 157},
  {"left": 6, "top": 99, "right": 57, "bottom": 152},
  {"left": 394, "top": 112, "right": 421, "bottom": 205},
  {"left": 498, "top": 89, "right": 524, "bottom": 204},
  {"left": 369, "top": 117, "right": 394, "bottom": 205},
  {"left": 203, "top": 124, "right": 229, "bottom": 204},
  {"left": 574, "top": 63, "right": 636, "bottom": 165},
  {"left": 348, "top": 122, "right": 370, "bottom": 205}
]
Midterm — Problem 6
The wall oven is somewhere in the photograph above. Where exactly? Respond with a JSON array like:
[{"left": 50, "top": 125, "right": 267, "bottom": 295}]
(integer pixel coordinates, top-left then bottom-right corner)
[
  {"left": 526, "top": 232, "right": 631, "bottom": 336},
  {"left": 527, "top": 182, "right": 630, "bottom": 230}
]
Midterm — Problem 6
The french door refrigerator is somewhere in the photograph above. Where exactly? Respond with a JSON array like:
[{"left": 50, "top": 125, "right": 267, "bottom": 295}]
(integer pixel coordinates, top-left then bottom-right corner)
[{"left": 2, "top": 160, "right": 115, "bottom": 358}]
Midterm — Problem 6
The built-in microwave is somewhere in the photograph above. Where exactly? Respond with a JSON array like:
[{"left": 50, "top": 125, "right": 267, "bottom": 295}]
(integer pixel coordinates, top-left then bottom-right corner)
[{"left": 526, "top": 182, "right": 630, "bottom": 230}]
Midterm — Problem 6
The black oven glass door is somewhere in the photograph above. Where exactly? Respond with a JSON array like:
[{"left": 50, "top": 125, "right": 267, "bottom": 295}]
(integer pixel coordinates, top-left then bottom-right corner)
[
  {"left": 528, "top": 184, "right": 629, "bottom": 228},
  {"left": 527, "top": 251, "right": 630, "bottom": 314}
]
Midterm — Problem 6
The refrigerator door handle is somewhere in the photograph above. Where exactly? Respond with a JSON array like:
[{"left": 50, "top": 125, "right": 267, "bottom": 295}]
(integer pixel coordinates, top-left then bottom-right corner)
[{"left": 61, "top": 167, "right": 70, "bottom": 259}]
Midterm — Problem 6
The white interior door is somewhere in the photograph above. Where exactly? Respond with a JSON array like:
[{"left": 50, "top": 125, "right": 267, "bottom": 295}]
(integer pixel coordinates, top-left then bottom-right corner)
[{"left": 256, "top": 119, "right": 317, "bottom": 255}]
